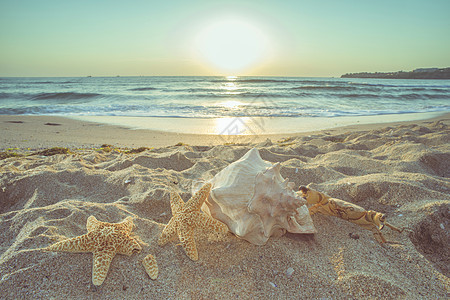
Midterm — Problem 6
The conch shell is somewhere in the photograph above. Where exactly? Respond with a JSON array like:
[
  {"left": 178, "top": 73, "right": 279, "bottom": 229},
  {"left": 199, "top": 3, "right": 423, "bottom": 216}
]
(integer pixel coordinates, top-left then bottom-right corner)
[{"left": 196, "top": 148, "right": 316, "bottom": 245}]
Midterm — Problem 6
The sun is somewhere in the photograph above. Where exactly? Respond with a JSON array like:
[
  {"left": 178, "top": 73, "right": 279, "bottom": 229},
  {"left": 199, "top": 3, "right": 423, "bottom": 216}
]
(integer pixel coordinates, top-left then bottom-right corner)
[{"left": 195, "top": 19, "right": 268, "bottom": 73}]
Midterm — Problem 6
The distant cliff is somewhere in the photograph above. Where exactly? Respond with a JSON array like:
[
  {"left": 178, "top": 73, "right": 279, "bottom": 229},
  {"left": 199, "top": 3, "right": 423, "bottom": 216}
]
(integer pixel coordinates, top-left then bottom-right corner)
[{"left": 341, "top": 67, "right": 450, "bottom": 79}]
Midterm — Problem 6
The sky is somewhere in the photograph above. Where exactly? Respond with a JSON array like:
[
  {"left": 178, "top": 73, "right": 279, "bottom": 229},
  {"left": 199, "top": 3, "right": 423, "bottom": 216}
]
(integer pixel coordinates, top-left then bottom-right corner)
[{"left": 1, "top": 0, "right": 449, "bottom": 77}]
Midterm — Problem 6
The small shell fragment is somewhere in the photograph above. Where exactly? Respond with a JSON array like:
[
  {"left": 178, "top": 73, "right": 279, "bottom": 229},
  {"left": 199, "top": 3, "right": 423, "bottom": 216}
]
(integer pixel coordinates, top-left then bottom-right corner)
[
  {"left": 142, "top": 254, "right": 158, "bottom": 280},
  {"left": 349, "top": 232, "right": 360, "bottom": 240}
]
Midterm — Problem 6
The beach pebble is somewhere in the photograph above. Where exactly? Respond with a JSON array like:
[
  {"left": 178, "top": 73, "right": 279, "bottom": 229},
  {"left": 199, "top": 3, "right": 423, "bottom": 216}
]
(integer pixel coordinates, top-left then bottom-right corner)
[
  {"left": 349, "top": 232, "right": 360, "bottom": 240},
  {"left": 269, "top": 282, "right": 277, "bottom": 288},
  {"left": 286, "top": 267, "right": 294, "bottom": 277}
]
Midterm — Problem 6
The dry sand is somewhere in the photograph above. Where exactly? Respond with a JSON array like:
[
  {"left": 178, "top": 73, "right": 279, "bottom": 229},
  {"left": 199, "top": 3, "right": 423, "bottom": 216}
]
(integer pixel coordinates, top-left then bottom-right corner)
[{"left": 0, "top": 114, "right": 449, "bottom": 299}]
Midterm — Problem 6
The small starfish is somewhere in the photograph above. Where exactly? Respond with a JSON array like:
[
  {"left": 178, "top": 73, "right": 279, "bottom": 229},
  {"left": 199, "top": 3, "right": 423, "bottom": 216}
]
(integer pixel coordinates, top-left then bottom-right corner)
[
  {"left": 158, "top": 182, "right": 228, "bottom": 261},
  {"left": 43, "top": 216, "right": 142, "bottom": 286}
]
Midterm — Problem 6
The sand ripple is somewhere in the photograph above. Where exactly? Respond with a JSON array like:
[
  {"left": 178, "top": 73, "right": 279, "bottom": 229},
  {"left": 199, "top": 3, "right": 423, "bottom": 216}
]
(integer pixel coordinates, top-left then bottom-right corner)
[{"left": 0, "top": 121, "right": 449, "bottom": 298}]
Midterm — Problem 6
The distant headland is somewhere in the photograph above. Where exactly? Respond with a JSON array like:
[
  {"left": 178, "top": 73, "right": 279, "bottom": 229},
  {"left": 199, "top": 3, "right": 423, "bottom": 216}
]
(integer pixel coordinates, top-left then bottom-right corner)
[{"left": 341, "top": 67, "right": 450, "bottom": 79}]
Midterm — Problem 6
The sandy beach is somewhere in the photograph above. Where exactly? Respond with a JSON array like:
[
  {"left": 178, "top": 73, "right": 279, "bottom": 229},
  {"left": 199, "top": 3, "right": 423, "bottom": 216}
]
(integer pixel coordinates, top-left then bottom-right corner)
[{"left": 0, "top": 113, "right": 449, "bottom": 299}]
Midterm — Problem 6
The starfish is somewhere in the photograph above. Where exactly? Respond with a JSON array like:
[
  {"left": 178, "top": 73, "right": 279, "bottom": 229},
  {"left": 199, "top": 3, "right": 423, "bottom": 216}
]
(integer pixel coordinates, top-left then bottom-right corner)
[
  {"left": 158, "top": 182, "right": 228, "bottom": 261},
  {"left": 43, "top": 216, "right": 142, "bottom": 286}
]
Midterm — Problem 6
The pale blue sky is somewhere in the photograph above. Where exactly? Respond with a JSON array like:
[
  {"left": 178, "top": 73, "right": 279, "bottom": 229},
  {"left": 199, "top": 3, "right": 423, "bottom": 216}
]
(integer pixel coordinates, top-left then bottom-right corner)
[{"left": 1, "top": 0, "right": 449, "bottom": 76}]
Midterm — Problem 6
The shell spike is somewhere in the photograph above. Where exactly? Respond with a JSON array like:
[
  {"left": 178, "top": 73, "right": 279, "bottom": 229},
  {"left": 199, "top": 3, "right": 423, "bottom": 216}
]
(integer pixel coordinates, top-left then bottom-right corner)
[{"left": 272, "top": 162, "right": 281, "bottom": 172}]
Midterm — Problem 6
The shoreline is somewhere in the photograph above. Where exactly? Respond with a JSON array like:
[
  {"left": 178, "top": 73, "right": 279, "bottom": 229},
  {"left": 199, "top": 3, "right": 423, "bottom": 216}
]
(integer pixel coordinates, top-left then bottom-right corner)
[
  {"left": 69, "top": 112, "right": 447, "bottom": 134},
  {"left": 1, "top": 112, "right": 449, "bottom": 150}
]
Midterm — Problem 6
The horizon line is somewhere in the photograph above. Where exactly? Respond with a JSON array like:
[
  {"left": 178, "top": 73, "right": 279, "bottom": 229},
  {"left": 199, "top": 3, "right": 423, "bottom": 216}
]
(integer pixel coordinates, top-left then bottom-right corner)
[{"left": 0, "top": 75, "right": 343, "bottom": 78}]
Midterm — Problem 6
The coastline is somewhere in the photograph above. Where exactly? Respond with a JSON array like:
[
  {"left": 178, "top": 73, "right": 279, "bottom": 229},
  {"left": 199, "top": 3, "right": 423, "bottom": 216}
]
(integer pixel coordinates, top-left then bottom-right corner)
[
  {"left": 1, "top": 112, "right": 449, "bottom": 150},
  {"left": 69, "top": 112, "right": 447, "bottom": 134}
]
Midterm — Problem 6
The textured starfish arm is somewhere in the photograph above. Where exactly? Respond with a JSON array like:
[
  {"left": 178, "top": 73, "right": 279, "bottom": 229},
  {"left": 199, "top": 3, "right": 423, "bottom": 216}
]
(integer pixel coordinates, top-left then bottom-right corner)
[
  {"left": 45, "top": 234, "right": 94, "bottom": 253},
  {"left": 116, "top": 216, "right": 134, "bottom": 232},
  {"left": 92, "top": 249, "right": 115, "bottom": 286},
  {"left": 194, "top": 211, "right": 229, "bottom": 234},
  {"left": 170, "top": 192, "right": 185, "bottom": 215},
  {"left": 186, "top": 183, "right": 212, "bottom": 211},
  {"left": 117, "top": 237, "right": 142, "bottom": 256},
  {"left": 86, "top": 216, "right": 101, "bottom": 232},
  {"left": 142, "top": 254, "right": 159, "bottom": 280},
  {"left": 178, "top": 222, "right": 198, "bottom": 261},
  {"left": 158, "top": 218, "right": 178, "bottom": 246}
]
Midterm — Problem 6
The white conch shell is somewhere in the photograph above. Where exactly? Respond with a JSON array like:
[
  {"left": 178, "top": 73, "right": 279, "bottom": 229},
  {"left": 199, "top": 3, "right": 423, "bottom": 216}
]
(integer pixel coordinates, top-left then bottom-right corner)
[{"left": 198, "top": 148, "right": 316, "bottom": 245}]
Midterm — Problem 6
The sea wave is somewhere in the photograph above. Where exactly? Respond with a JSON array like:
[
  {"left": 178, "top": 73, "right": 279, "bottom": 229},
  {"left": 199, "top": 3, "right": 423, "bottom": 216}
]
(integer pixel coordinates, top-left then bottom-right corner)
[
  {"left": 292, "top": 85, "right": 361, "bottom": 92},
  {"left": 348, "top": 82, "right": 450, "bottom": 88},
  {"left": 210, "top": 78, "right": 307, "bottom": 84},
  {"left": 0, "top": 92, "right": 16, "bottom": 99},
  {"left": 1, "top": 102, "right": 448, "bottom": 119},
  {"left": 236, "top": 79, "right": 298, "bottom": 83},
  {"left": 30, "top": 92, "right": 102, "bottom": 101},
  {"left": 128, "top": 87, "right": 157, "bottom": 91},
  {"left": 16, "top": 80, "right": 80, "bottom": 85},
  {"left": 1, "top": 76, "right": 449, "bottom": 119}
]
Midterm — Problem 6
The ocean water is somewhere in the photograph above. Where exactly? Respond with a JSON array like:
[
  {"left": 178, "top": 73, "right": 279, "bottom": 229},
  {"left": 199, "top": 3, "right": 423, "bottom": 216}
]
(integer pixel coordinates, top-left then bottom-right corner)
[{"left": 0, "top": 76, "right": 449, "bottom": 118}]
